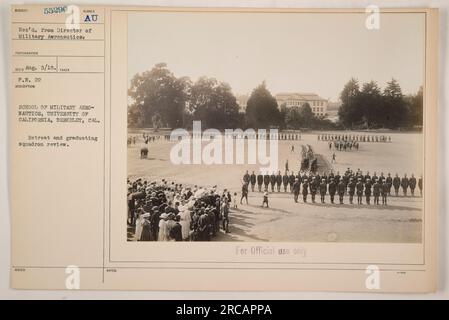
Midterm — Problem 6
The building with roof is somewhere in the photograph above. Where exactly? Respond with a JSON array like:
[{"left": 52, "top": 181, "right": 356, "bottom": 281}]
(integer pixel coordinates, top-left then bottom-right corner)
[{"left": 275, "top": 92, "right": 328, "bottom": 117}]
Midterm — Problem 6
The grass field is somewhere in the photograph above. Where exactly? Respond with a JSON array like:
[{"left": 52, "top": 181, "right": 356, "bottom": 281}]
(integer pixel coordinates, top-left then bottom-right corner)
[{"left": 128, "top": 131, "right": 423, "bottom": 243}]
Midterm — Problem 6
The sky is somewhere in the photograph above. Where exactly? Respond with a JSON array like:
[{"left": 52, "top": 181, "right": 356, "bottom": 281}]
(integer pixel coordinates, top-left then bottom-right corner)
[{"left": 128, "top": 11, "right": 425, "bottom": 101}]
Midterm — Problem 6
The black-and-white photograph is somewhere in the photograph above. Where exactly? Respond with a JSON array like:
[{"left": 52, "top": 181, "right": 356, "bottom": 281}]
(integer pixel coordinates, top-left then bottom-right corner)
[{"left": 126, "top": 11, "right": 424, "bottom": 243}]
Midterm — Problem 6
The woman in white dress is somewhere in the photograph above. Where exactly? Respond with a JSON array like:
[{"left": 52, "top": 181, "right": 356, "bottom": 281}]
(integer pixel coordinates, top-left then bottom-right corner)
[
  {"left": 134, "top": 209, "right": 145, "bottom": 241},
  {"left": 158, "top": 213, "right": 169, "bottom": 241},
  {"left": 178, "top": 205, "right": 192, "bottom": 241}
]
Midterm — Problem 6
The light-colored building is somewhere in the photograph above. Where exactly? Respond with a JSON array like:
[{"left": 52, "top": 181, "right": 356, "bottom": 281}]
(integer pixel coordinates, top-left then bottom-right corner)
[{"left": 275, "top": 92, "right": 328, "bottom": 117}]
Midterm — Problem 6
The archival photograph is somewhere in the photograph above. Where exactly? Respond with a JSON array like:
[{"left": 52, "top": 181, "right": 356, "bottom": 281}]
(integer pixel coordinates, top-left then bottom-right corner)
[{"left": 126, "top": 11, "right": 425, "bottom": 243}]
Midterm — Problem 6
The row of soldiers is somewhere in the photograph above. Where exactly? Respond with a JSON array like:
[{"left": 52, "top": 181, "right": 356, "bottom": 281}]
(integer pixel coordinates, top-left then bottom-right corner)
[
  {"left": 329, "top": 140, "right": 360, "bottom": 151},
  {"left": 169, "top": 132, "right": 303, "bottom": 141},
  {"left": 319, "top": 134, "right": 391, "bottom": 143},
  {"left": 242, "top": 169, "right": 422, "bottom": 204}
]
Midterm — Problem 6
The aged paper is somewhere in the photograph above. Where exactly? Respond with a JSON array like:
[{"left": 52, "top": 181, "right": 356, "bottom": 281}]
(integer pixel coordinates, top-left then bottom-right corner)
[{"left": 10, "top": 5, "right": 438, "bottom": 291}]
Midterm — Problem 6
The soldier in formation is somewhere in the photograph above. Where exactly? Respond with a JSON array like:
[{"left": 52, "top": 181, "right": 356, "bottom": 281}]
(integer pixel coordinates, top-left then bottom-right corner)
[{"left": 242, "top": 170, "right": 422, "bottom": 206}]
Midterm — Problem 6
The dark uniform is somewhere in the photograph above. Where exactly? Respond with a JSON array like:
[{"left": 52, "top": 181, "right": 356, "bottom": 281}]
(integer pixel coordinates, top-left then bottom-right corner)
[
  {"left": 373, "top": 180, "right": 381, "bottom": 205},
  {"left": 342, "top": 174, "right": 350, "bottom": 195},
  {"left": 337, "top": 181, "right": 346, "bottom": 204},
  {"left": 386, "top": 174, "right": 393, "bottom": 195},
  {"left": 276, "top": 172, "right": 282, "bottom": 192},
  {"left": 335, "top": 173, "right": 341, "bottom": 184},
  {"left": 302, "top": 180, "right": 309, "bottom": 203},
  {"left": 381, "top": 181, "right": 389, "bottom": 205},
  {"left": 289, "top": 173, "right": 295, "bottom": 192},
  {"left": 270, "top": 173, "right": 276, "bottom": 192},
  {"left": 319, "top": 179, "right": 327, "bottom": 203},
  {"left": 243, "top": 172, "right": 250, "bottom": 185},
  {"left": 257, "top": 173, "right": 263, "bottom": 192},
  {"left": 310, "top": 178, "right": 318, "bottom": 203},
  {"left": 365, "top": 180, "right": 372, "bottom": 204},
  {"left": 282, "top": 173, "right": 289, "bottom": 192},
  {"left": 263, "top": 174, "right": 270, "bottom": 191},
  {"left": 356, "top": 179, "right": 364, "bottom": 204},
  {"left": 240, "top": 183, "right": 249, "bottom": 204},
  {"left": 364, "top": 173, "right": 371, "bottom": 184},
  {"left": 250, "top": 172, "right": 256, "bottom": 192},
  {"left": 328, "top": 179, "right": 337, "bottom": 204},
  {"left": 401, "top": 175, "right": 409, "bottom": 196},
  {"left": 409, "top": 176, "right": 417, "bottom": 196},
  {"left": 393, "top": 175, "right": 401, "bottom": 196},
  {"left": 293, "top": 179, "right": 301, "bottom": 203},
  {"left": 347, "top": 179, "right": 356, "bottom": 204}
]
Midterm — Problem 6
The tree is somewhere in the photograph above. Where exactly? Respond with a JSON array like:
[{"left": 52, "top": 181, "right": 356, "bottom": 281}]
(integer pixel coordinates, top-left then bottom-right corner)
[
  {"left": 245, "top": 82, "right": 282, "bottom": 128},
  {"left": 188, "top": 77, "right": 241, "bottom": 129},
  {"left": 360, "top": 80, "right": 383, "bottom": 128},
  {"left": 285, "top": 106, "right": 302, "bottom": 129},
  {"left": 338, "top": 78, "right": 361, "bottom": 127},
  {"left": 404, "top": 86, "right": 423, "bottom": 127},
  {"left": 382, "top": 78, "right": 407, "bottom": 128},
  {"left": 128, "top": 63, "right": 189, "bottom": 128},
  {"left": 299, "top": 103, "right": 314, "bottom": 126},
  {"left": 337, "top": 77, "right": 420, "bottom": 129}
]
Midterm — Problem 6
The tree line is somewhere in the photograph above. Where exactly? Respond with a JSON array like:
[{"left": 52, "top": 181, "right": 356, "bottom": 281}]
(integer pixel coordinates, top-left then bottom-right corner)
[
  {"left": 128, "top": 63, "right": 422, "bottom": 130},
  {"left": 338, "top": 78, "right": 423, "bottom": 129}
]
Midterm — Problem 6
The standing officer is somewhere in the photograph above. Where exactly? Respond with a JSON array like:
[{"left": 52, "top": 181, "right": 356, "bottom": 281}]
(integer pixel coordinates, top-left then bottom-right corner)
[
  {"left": 356, "top": 178, "right": 364, "bottom": 204},
  {"left": 289, "top": 171, "right": 296, "bottom": 192},
  {"left": 250, "top": 171, "right": 256, "bottom": 192},
  {"left": 393, "top": 173, "right": 401, "bottom": 196},
  {"left": 263, "top": 172, "right": 270, "bottom": 191},
  {"left": 342, "top": 173, "right": 350, "bottom": 195},
  {"left": 302, "top": 178, "right": 309, "bottom": 203},
  {"left": 381, "top": 180, "right": 389, "bottom": 205},
  {"left": 401, "top": 174, "right": 409, "bottom": 196},
  {"left": 364, "top": 171, "right": 371, "bottom": 184},
  {"left": 337, "top": 179, "right": 346, "bottom": 204},
  {"left": 319, "top": 178, "right": 327, "bottom": 204},
  {"left": 270, "top": 172, "right": 276, "bottom": 192},
  {"left": 257, "top": 172, "right": 263, "bottom": 192},
  {"left": 276, "top": 171, "right": 282, "bottom": 192},
  {"left": 386, "top": 173, "right": 393, "bottom": 195},
  {"left": 365, "top": 179, "right": 372, "bottom": 205},
  {"left": 409, "top": 174, "right": 417, "bottom": 197},
  {"left": 310, "top": 177, "right": 318, "bottom": 203},
  {"left": 347, "top": 177, "right": 356, "bottom": 204},
  {"left": 293, "top": 178, "right": 301, "bottom": 203},
  {"left": 335, "top": 171, "right": 341, "bottom": 184},
  {"left": 243, "top": 171, "right": 250, "bottom": 185},
  {"left": 282, "top": 171, "right": 289, "bottom": 192},
  {"left": 328, "top": 178, "right": 337, "bottom": 204},
  {"left": 373, "top": 179, "right": 381, "bottom": 205},
  {"left": 371, "top": 172, "right": 378, "bottom": 184}
]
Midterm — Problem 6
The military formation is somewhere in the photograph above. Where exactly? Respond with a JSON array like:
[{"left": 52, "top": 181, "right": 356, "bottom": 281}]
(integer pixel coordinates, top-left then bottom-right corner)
[
  {"left": 318, "top": 133, "right": 391, "bottom": 143},
  {"left": 242, "top": 169, "right": 422, "bottom": 205}
]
